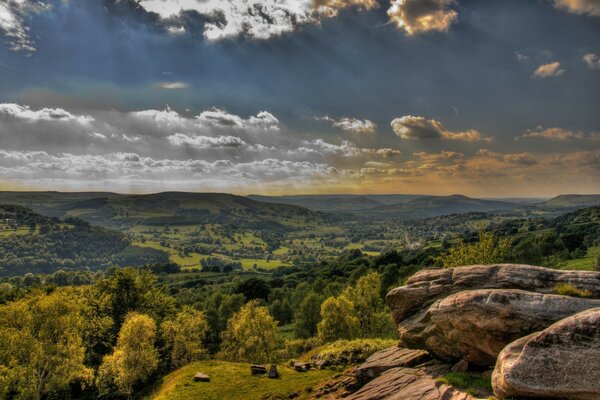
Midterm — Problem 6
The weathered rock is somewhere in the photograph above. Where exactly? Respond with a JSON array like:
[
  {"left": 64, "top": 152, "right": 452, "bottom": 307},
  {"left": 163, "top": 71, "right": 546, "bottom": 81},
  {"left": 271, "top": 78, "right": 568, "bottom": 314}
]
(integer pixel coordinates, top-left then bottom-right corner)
[
  {"left": 294, "top": 362, "right": 311, "bottom": 372},
  {"left": 386, "top": 264, "right": 600, "bottom": 325},
  {"left": 451, "top": 359, "right": 469, "bottom": 373},
  {"left": 346, "top": 365, "right": 476, "bottom": 400},
  {"left": 493, "top": 307, "right": 600, "bottom": 400},
  {"left": 355, "top": 346, "right": 429, "bottom": 383},
  {"left": 268, "top": 364, "right": 279, "bottom": 379},
  {"left": 193, "top": 372, "right": 210, "bottom": 382},
  {"left": 397, "top": 288, "right": 600, "bottom": 365},
  {"left": 250, "top": 365, "right": 267, "bottom": 375}
]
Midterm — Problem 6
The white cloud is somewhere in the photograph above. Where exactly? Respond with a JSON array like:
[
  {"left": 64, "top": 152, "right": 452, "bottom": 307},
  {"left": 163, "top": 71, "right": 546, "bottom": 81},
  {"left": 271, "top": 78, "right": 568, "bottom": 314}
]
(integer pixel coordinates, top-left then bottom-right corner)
[
  {"left": 0, "top": 103, "right": 94, "bottom": 124},
  {"left": 583, "top": 53, "right": 600, "bottom": 70},
  {"left": 532, "top": 61, "right": 565, "bottom": 78},
  {"left": 0, "top": 0, "right": 51, "bottom": 51},
  {"left": 157, "top": 81, "right": 190, "bottom": 89},
  {"left": 390, "top": 115, "right": 492, "bottom": 142},
  {"left": 167, "top": 133, "right": 246, "bottom": 148},
  {"left": 320, "top": 116, "right": 377, "bottom": 134},
  {"left": 387, "top": 0, "right": 458, "bottom": 35},
  {"left": 553, "top": 0, "right": 600, "bottom": 16}
]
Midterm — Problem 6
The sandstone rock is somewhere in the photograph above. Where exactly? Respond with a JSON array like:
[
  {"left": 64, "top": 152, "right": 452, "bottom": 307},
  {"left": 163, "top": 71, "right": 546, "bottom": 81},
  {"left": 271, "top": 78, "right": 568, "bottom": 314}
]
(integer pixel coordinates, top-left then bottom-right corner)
[
  {"left": 397, "top": 288, "right": 600, "bottom": 365},
  {"left": 193, "top": 372, "right": 210, "bottom": 382},
  {"left": 386, "top": 264, "right": 600, "bottom": 325},
  {"left": 493, "top": 307, "right": 600, "bottom": 400},
  {"left": 346, "top": 365, "right": 475, "bottom": 400},
  {"left": 451, "top": 359, "right": 469, "bottom": 373},
  {"left": 355, "top": 346, "right": 429, "bottom": 383}
]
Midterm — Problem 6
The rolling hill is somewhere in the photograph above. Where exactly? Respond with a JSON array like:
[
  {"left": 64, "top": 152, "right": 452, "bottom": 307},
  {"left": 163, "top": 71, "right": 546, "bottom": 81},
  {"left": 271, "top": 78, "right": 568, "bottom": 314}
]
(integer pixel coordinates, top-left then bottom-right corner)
[
  {"left": 540, "top": 194, "right": 600, "bottom": 209},
  {"left": 359, "top": 194, "right": 520, "bottom": 220},
  {"left": 246, "top": 194, "right": 423, "bottom": 212}
]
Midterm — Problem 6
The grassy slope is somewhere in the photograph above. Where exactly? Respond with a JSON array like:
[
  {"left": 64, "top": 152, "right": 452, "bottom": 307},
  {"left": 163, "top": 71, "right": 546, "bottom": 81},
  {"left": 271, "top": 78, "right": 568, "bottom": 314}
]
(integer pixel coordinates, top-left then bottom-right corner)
[
  {"left": 560, "top": 246, "right": 599, "bottom": 271},
  {"left": 144, "top": 360, "right": 337, "bottom": 400}
]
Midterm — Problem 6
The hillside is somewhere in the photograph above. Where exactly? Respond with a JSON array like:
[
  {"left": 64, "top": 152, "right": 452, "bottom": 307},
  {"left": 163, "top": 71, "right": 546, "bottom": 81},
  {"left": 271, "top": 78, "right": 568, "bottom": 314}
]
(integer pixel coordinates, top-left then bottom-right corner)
[
  {"left": 0, "top": 204, "right": 168, "bottom": 276},
  {"left": 360, "top": 194, "right": 519, "bottom": 220},
  {"left": 541, "top": 194, "right": 600, "bottom": 209},
  {"left": 0, "top": 192, "right": 328, "bottom": 231},
  {"left": 247, "top": 194, "right": 423, "bottom": 212}
]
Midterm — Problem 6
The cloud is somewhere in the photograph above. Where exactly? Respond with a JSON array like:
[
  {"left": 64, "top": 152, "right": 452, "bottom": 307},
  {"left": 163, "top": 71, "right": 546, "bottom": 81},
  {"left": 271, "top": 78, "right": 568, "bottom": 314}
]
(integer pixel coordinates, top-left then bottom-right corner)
[
  {"left": 0, "top": 103, "right": 94, "bottom": 124},
  {"left": 167, "top": 133, "right": 246, "bottom": 148},
  {"left": 0, "top": 0, "right": 51, "bottom": 51},
  {"left": 157, "top": 81, "right": 190, "bottom": 89},
  {"left": 387, "top": 0, "right": 458, "bottom": 35},
  {"left": 319, "top": 116, "right": 377, "bottom": 133},
  {"left": 532, "top": 61, "right": 565, "bottom": 78},
  {"left": 390, "top": 115, "right": 492, "bottom": 142},
  {"left": 519, "top": 127, "right": 599, "bottom": 141},
  {"left": 583, "top": 53, "right": 600, "bottom": 69},
  {"left": 553, "top": 0, "right": 600, "bottom": 16}
]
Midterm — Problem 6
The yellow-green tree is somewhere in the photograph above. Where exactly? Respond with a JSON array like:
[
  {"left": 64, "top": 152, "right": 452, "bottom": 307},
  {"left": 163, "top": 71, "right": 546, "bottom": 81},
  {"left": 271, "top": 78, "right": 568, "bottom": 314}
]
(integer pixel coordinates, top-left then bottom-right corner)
[
  {"left": 0, "top": 289, "right": 92, "bottom": 400},
  {"left": 436, "top": 231, "right": 512, "bottom": 268},
  {"left": 161, "top": 307, "right": 209, "bottom": 369},
  {"left": 219, "top": 300, "right": 282, "bottom": 364},
  {"left": 97, "top": 313, "right": 158, "bottom": 398},
  {"left": 344, "top": 272, "right": 395, "bottom": 338},
  {"left": 317, "top": 294, "right": 360, "bottom": 342}
]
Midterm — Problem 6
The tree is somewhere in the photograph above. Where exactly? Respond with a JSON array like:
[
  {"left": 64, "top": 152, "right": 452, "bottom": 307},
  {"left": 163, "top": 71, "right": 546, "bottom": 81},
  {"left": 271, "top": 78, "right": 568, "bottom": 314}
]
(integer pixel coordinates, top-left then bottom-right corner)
[
  {"left": 0, "top": 290, "right": 92, "bottom": 400},
  {"left": 436, "top": 231, "right": 511, "bottom": 268},
  {"left": 294, "top": 292, "right": 322, "bottom": 339},
  {"left": 97, "top": 313, "right": 159, "bottom": 398},
  {"left": 345, "top": 272, "right": 394, "bottom": 338},
  {"left": 161, "top": 307, "right": 209, "bottom": 370},
  {"left": 219, "top": 300, "right": 282, "bottom": 364},
  {"left": 235, "top": 277, "right": 271, "bottom": 301},
  {"left": 202, "top": 291, "right": 244, "bottom": 352},
  {"left": 317, "top": 294, "right": 360, "bottom": 342}
]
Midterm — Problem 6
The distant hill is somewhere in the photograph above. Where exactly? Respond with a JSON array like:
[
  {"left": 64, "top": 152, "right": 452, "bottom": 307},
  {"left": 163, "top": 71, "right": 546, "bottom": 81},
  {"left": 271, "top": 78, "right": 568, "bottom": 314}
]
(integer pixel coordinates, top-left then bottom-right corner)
[
  {"left": 540, "top": 194, "right": 600, "bottom": 209},
  {"left": 247, "top": 194, "right": 423, "bottom": 212},
  {"left": 359, "top": 194, "right": 519, "bottom": 220},
  {"left": 0, "top": 192, "right": 327, "bottom": 230}
]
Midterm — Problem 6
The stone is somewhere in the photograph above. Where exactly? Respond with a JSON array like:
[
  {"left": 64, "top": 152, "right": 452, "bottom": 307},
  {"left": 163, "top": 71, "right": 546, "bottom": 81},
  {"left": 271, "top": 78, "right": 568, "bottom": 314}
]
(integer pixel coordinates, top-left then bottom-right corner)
[
  {"left": 451, "top": 359, "right": 469, "bottom": 373},
  {"left": 313, "top": 359, "right": 328, "bottom": 369},
  {"left": 293, "top": 362, "right": 311, "bottom": 372},
  {"left": 193, "top": 372, "right": 210, "bottom": 382},
  {"left": 386, "top": 264, "right": 600, "bottom": 325},
  {"left": 346, "top": 365, "right": 476, "bottom": 400},
  {"left": 492, "top": 307, "right": 600, "bottom": 400},
  {"left": 268, "top": 364, "right": 279, "bottom": 379},
  {"left": 250, "top": 365, "right": 267, "bottom": 375},
  {"left": 355, "top": 346, "right": 429, "bottom": 383},
  {"left": 397, "top": 288, "right": 600, "bottom": 365}
]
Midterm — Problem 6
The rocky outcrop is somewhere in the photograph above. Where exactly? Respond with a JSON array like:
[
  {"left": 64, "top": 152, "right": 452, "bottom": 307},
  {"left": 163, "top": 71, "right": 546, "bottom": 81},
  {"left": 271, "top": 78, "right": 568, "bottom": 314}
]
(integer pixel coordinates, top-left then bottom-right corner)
[
  {"left": 397, "top": 288, "right": 600, "bottom": 365},
  {"left": 347, "top": 364, "right": 476, "bottom": 400},
  {"left": 493, "top": 307, "right": 600, "bottom": 400},
  {"left": 386, "top": 264, "right": 600, "bottom": 325},
  {"left": 354, "top": 346, "right": 429, "bottom": 383}
]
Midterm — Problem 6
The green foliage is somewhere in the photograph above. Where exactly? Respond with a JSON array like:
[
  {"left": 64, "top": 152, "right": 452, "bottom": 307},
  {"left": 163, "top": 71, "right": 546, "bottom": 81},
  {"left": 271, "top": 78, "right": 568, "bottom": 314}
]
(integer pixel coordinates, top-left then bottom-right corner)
[
  {"left": 307, "top": 339, "right": 398, "bottom": 366},
  {"left": 317, "top": 294, "right": 360, "bottom": 342},
  {"left": 436, "top": 231, "right": 511, "bottom": 268},
  {"left": 97, "top": 313, "right": 159, "bottom": 398},
  {"left": 438, "top": 372, "right": 492, "bottom": 395},
  {"left": 554, "top": 283, "right": 593, "bottom": 298},
  {"left": 219, "top": 300, "right": 283, "bottom": 364},
  {"left": 0, "top": 289, "right": 92, "bottom": 400},
  {"left": 161, "top": 307, "right": 209, "bottom": 370},
  {"left": 294, "top": 293, "right": 323, "bottom": 339}
]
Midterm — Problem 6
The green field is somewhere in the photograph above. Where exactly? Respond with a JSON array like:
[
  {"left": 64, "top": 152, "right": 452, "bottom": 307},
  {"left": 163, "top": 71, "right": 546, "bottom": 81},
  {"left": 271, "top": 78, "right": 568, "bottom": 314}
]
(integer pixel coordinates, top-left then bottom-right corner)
[
  {"left": 143, "top": 360, "right": 337, "bottom": 400},
  {"left": 560, "top": 247, "right": 599, "bottom": 271}
]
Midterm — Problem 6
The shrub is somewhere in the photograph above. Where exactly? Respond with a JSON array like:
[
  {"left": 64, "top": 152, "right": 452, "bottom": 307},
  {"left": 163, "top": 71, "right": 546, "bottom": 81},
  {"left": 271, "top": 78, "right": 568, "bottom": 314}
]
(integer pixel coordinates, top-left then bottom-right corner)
[
  {"left": 554, "top": 283, "right": 593, "bottom": 298},
  {"left": 307, "top": 338, "right": 398, "bottom": 366}
]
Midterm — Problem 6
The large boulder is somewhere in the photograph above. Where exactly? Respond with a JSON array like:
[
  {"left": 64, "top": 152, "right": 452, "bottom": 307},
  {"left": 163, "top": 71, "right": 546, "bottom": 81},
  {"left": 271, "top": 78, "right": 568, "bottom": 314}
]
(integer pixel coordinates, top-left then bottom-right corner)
[
  {"left": 355, "top": 346, "right": 429, "bottom": 383},
  {"left": 397, "top": 289, "right": 600, "bottom": 366},
  {"left": 493, "top": 308, "right": 600, "bottom": 400},
  {"left": 386, "top": 264, "right": 600, "bottom": 325},
  {"left": 346, "top": 364, "right": 475, "bottom": 400}
]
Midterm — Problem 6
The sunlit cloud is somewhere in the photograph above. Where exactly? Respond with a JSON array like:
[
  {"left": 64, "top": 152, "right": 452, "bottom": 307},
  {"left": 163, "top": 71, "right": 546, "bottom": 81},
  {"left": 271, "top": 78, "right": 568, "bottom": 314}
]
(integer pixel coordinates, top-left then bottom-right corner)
[
  {"left": 553, "top": 0, "right": 600, "bottom": 16},
  {"left": 0, "top": 0, "right": 51, "bottom": 51},
  {"left": 583, "top": 53, "right": 600, "bottom": 70},
  {"left": 532, "top": 61, "right": 565, "bottom": 78},
  {"left": 157, "top": 81, "right": 189, "bottom": 89},
  {"left": 390, "top": 115, "right": 493, "bottom": 142},
  {"left": 387, "top": 0, "right": 458, "bottom": 35},
  {"left": 519, "top": 126, "right": 600, "bottom": 141}
]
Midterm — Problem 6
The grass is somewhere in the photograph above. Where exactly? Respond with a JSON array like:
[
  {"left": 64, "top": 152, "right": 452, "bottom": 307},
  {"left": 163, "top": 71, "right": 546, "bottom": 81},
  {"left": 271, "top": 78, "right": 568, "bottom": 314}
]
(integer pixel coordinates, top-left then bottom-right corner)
[
  {"left": 560, "top": 247, "right": 599, "bottom": 271},
  {"left": 554, "top": 283, "right": 593, "bottom": 298},
  {"left": 301, "top": 339, "right": 398, "bottom": 366},
  {"left": 142, "top": 360, "right": 337, "bottom": 400},
  {"left": 438, "top": 372, "right": 492, "bottom": 396}
]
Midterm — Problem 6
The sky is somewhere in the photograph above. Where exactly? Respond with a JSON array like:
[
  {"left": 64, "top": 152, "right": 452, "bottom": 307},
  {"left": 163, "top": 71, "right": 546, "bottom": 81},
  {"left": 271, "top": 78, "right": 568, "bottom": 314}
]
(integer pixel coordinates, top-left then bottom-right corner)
[{"left": 0, "top": 0, "right": 599, "bottom": 197}]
